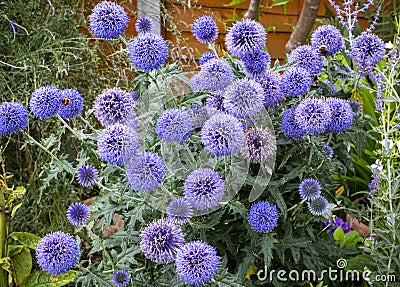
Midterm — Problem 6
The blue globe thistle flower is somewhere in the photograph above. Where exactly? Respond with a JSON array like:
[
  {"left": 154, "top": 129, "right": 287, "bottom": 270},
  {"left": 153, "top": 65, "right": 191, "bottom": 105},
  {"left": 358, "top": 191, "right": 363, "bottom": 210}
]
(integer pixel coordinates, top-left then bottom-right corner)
[
  {"left": 76, "top": 164, "right": 99, "bottom": 187},
  {"left": 140, "top": 219, "right": 185, "bottom": 264},
  {"left": 199, "top": 51, "right": 215, "bottom": 65},
  {"left": 156, "top": 108, "right": 193, "bottom": 143},
  {"left": 36, "top": 231, "right": 80, "bottom": 275},
  {"left": 189, "top": 104, "right": 210, "bottom": 129},
  {"left": 135, "top": 16, "right": 153, "bottom": 34},
  {"left": 295, "top": 98, "right": 332, "bottom": 134},
  {"left": 307, "top": 195, "right": 328, "bottom": 216},
  {"left": 310, "top": 24, "right": 344, "bottom": 56},
  {"left": 0, "top": 102, "right": 28, "bottom": 136},
  {"left": 325, "top": 98, "right": 353, "bottom": 133},
  {"left": 223, "top": 78, "right": 264, "bottom": 119},
  {"left": 166, "top": 198, "right": 193, "bottom": 225},
  {"left": 112, "top": 270, "right": 130, "bottom": 287},
  {"left": 288, "top": 45, "right": 324, "bottom": 75},
  {"left": 57, "top": 89, "right": 84, "bottom": 119},
  {"left": 323, "top": 145, "right": 334, "bottom": 159},
  {"left": 97, "top": 124, "right": 139, "bottom": 165},
  {"left": 254, "top": 71, "right": 284, "bottom": 107},
  {"left": 281, "top": 106, "right": 306, "bottom": 139},
  {"left": 241, "top": 128, "right": 277, "bottom": 164},
  {"left": 242, "top": 50, "right": 271, "bottom": 78},
  {"left": 175, "top": 241, "right": 220, "bottom": 286},
  {"left": 30, "top": 85, "right": 62, "bottom": 119},
  {"left": 279, "top": 67, "right": 312, "bottom": 97},
  {"left": 125, "top": 151, "right": 166, "bottom": 191},
  {"left": 225, "top": 19, "right": 266, "bottom": 58},
  {"left": 191, "top": 59, "right": 234, "bottom": 92},
  {"left": 248, "top": 201, "right": 279, "bottom": 233},
  {"left": 89, "top": 1, "right": 129, "bottom": 40},
  {"left": 67, "top": 203, "right": 90, "bottom": 226},
  {"left": 184, "top": 168, "right": 225, "bottom": 210},
  {"left": 192, "top": 16, "right": 218, "bottom": 44},
  {"left": 299, "top": 178, "right": 322, "bottom": 201},
  {"left": 349, "top": 100, "right": 362, "bottom": 114},
  {"left": 128, "top": 33, "right": 168, "bottom": 71},
  {"left": 93, "top": 88, "right": 135, "bottom": 127},
  {"left": 205, "top": 92, "right": 225, "bottom": 112},
  {"left": 350, "top": 33, "right": 385, "bottom": 72},
  {"left": 201, "top": 114, "right": 244, "bottom": 156}
]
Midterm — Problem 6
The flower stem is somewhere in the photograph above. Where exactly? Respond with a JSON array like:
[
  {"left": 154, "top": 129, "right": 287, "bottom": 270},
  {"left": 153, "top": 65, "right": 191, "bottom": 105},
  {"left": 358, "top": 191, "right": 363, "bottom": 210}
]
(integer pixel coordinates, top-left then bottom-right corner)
[{"left": 0, "top": 153, "right": 8, "bottom": 287}]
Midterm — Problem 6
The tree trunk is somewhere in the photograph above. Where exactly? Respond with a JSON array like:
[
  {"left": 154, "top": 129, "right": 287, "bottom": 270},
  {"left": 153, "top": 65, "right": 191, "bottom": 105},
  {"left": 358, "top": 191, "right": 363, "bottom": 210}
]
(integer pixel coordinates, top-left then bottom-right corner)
[
  {"left": 285, "top": 0, "right": 321, "bottom": 54},
  {"left": 244, "top": 0, "right": 262, "bottom": 20}
]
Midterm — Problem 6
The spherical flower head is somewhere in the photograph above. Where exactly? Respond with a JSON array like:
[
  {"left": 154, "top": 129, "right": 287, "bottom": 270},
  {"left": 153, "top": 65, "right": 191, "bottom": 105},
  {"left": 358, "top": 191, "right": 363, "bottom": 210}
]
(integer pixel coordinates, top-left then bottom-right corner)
[
  {"left": 325, "top": 98, "right": 353, "bottom": 133},
  {"left": 223, "top": 78, "right": 264, "bottom": 119},
  {"left": 175, "top": 241, "right": 220, "bottom": 286},
  {"left": 94, "top": 88, "right": 136, "bottom": 127},
  {"left": 242, "top": 50, "right": 271, "bottom": 78},
  {"left": 140, "top": 219, "right": 185, "bottom": 264},
  {"left": 299, "top": 178, "right": 322, "bottom": 201},
  {"left": 67, "top": 203, "right": 90, "bottom": 226},
  {"left": 295, "top": 98, "right": 332, "bottom": 134},
  {"left": 76, "top": 164, "right": 99, "bottom": 187},
  {"left": 241, "top": 128, "right": 277, "bottom": 164},
  {"left": 254, "top": 71, "right": 284, "bottom": 107},
  {"left": 36, "top": 231, "right": 80, "bottom": 275},
  {"left": 311, "top": 24, "right": 344, "bottom": 56},
  {"left": 191, "top": 59, "right": 234, "bottom": 92},
  {"left": 112, "top": 270, "right": 130, "bottom": 287},
  {"left": 201, "top": 114, "right": 244, "bottom": 156},
  {"left": 97, "top": 124, "right": 139, "bottom": 165},
  {"left": 225, "top": 19, "right": 266, "bottom": 58},
  {"left": 308, "top": 195, "right": 328, "bottom": 216},
  {"left": 89, "top": 1, "right": 129, "bottom": 40},
  {"left": 288, "top": 45, "right": 323, "bottom": 75},
  {"left": 199, "top": 51, "right": 216, "bottom": 65},
  {"left": 349, "top": 100, "right": 362, "bottom": 114},
  {"left": 281, "top": 106, "right": 306, "bottom": 139},
  {"left": 30, "top": 85, "right": 62, "bottom": 119},
  {"left": 248, "top": 201, "right": 279, "bottom": 233},
  {"left": 58, "top": 89, "right": 84, "bottom": 119},
  {"left": 166, "top": 198, "right": 193, "bottom": 225},
  {"left": 205, "top": 92, "right": 225, "bottom": 112},
  {"left": 135, "top": 16, "right": 153, "bottom": 34},
  {"left": 128, "top": 33, "right": 168, "bottom": 72},
  {"left": 156, "top": 108, "right": 193, "bottom": 143},
  {"left": 192, "top": 16, "right": 218, "bottom": 44},
  {"left": 350, "top": 33, "right": 385, "bottom": 72},
  {"left": 0, "top": 102, "right": 28, "bottom": 136},
  {"left": 125, "top": 151, "right": 166, "bottom": 191},
  {"left": 184, "top": 168, "right": 225, "bottom": 210},
  {"left": 323, "top": 145, "right": 333, "bottom": 159},
  {"left": 279, "top": 67, "right": 312, "bottom": 97}
]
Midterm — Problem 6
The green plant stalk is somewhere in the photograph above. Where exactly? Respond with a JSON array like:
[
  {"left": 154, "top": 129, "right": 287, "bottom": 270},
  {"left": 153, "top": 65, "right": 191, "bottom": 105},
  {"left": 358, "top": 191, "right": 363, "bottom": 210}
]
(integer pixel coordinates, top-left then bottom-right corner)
[{"left": 0, "top": 156, "right": 8, "bottom": 287}]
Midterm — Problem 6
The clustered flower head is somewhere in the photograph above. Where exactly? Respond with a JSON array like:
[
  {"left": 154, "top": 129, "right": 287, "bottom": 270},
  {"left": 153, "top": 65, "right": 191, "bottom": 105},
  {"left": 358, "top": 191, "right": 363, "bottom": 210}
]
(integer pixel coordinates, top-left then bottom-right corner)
[
  {"left": 288, "top": 45, "right": 324, "bottom": 75},
  {"left": 112, "top": 270, "right": 130, "bottom": 287},
  {"left": 58, "top": 89, "right": 84, "bottom": 119},
  {"left": 201, "top": 114, "right": 244, "bottom": 156},
  {"left": 279, "top": 67, "right": 312, "bottom": 97},
  {"left": 254, "top": 71, "right": 284, "bottom": 107},
  {"left": 89, "top": 1, "right": 129, "bottom": 40},
  {"left": 223, "top": 78, "right": 264, "bottom": 119},
  {"left": 135, "top": 16, "right": 153, "bottom": 34},
  {"left": 307, "top": 195, "right": 329, "bottom": 216},
  {"left": 225, "top": 19, "right": 266, "bottom": 58},
  {"left": 242, "top": 50, "right": 271, "bottom": 78},
  {"left": 175, "top": 241, "right": 220, "bottom": 286},
  {"left": 350, "top": 32, "right": 385, "bottom": 73},
  {"left": 298, "top": 178, "right": 322, "bottom": 201},
  {"left": 192, "top": 16, "right": 218, "bottom": 44},
  {"left": 97, "top": 124, "right": 139, "bottom": 165},
  {"left": 30, "top": 85, "right": 63, "bottom": 119},
  {"left": 76, "top": 164, "right": 98, "bottom": 187},
  {"left": 184, "top": 168, "right": 225, "bottom": 210},
  {"left": 166, "top": 198, "right": 193, "bottom": 225},
  {"left": 94, "top": 88, "right": 136, "bottom": 127},
  {"left": 324, "top": 216, "right": 351, "bottom": 234},
  {"left": 156, "top": 108, "right": 193, "bottom": 143},
  {"left": 67, "top": 202, "right": 90, "bottom": 226},
  {"left": 241, "top": 128, "right": 277, "bottom": 164},
  {"left": 325, "top": 98, "right": 353, "bottom": 133},
  {"left": 191, "top": 59, "right": 234, "bottom": 92},
  {"left": 0, "top": 102, "right": 28, "bottom": 136},
  {"left": 323, "top": 145, "right": 334, "bottom": 159},
  {"left": 199, "top": 51, "right": 215, "bottom": 65},
  {"left": 295, "top": 98, "right": 332, "bottom": 134},
  {"left": 140, "top": 219, "right": 185, "bottom": 264},
  {"left": 125, "top": 151, "right": 166, "bottom": 191},
  {"left": 248, "top": 201, "right": 279, "bottom": 233},
  {"left": 281, "top": 106, "right": 306, "bottom": 139},
  {"left": 36, "top": 231, "right": 80, "bottom": 275},
  {"left": 205, "top": 91, "right": 225, "bottom": 112},
  {"left": 128, "top": 33, "right": 168, "bottom": 71},
  {"left": 310, "top": 24, "right": 344, "bottom": 55}
]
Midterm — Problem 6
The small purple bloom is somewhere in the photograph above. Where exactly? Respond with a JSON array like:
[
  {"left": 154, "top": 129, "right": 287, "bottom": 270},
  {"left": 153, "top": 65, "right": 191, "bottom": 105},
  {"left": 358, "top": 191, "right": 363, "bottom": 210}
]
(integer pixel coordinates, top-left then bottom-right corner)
[
  {"left": 192, "top": 16, "right": 218, "bottom": 44},
  {"left": 156, "top": 108, "right": 193, "bottom": 143},
  {"left": 248, "top": 201, "right": 279, "bottom": 233},
  {"left": 310, "top": 24, "right": 344, "bottom": 56},
  {"left": 288, "top": 45, "right": 324, "bottom": 75},
  {"left": 281, "top": 106, "right": 306, "bottom": 140},
  {"left": 58, "top": 89, "right": 84, "bottom": 119},
  {"left": 308, "top": 195, "right": 328, "bottom": 216},
  {"left": 112, "top": 270, "right": 130, "bottom": 287},
  {"left": 279, "top": 67, "right": 312, "bottom": 97},
  {"left": 166, "top": 198, "right": 193, "bottom": 225},
  {"left": 242, "top": 50, "right": 271, "bottom": 78},
  {"left": 191, "top": 59, "right": 234, "bottom": 92},
  {"left": 350, "top": 33, "right": 385, "bottom": 73},
  {"left": 0, "top": 102, "right": 28, "bottom": 136},
  {"left": 323, "top": 145, "right": 334, "bottom": 159},
  {"left": 135, "top": 16, "right": 153, "bottom": 34},
  {"left": 299, "top": 178, "right": 322, "bottom": 201},
  {"left": 325, "top": 98, "right": 353, "bottom": 133},
  {"left": 324, "top": 216, "right": 351, "bottom": 234},
  {"left": 76, "top": 164, "right": 99, "bottom": 187},
  {"left": 30, "top": 85, "right": 63, "bottom": 119},
  {"left": 295, "top": 98, "right": 332, "bottom": 134},
  {"left": 199, "top": 51, "right": 216, "bottom": 65},
  {"left": 254, "top": 71, "right": 284, "bottom": 107},
  {"left": 67, "top": 203, "right": 90, "bottom": 226},
  {"left": 241, "top": 128, "right": 277, "bottom": 164}
]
